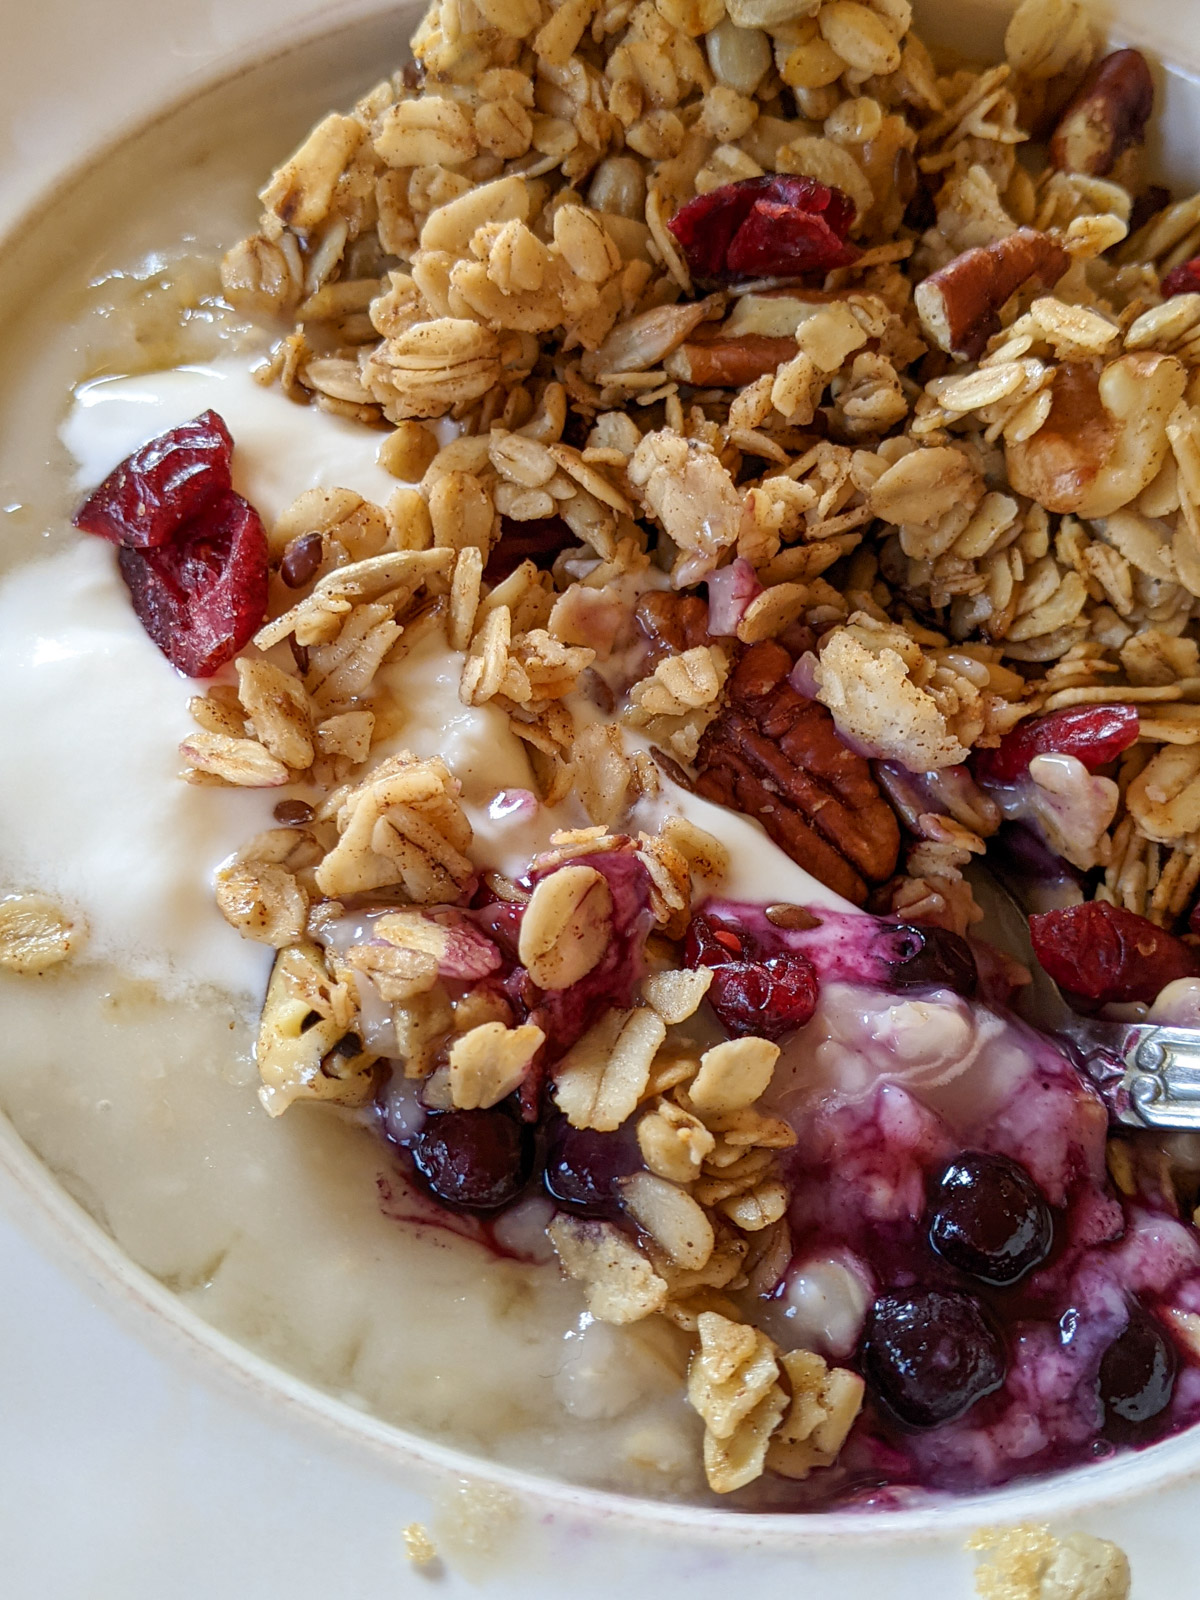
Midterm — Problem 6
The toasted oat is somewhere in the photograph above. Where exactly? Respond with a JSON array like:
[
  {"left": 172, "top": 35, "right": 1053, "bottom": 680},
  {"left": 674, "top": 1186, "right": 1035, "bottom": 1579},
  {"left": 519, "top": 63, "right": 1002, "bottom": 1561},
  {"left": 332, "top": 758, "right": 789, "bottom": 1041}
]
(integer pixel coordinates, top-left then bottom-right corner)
[
  {"left": 517, "top": 864, "right": 613, "bottom": 989},
  {"left": 344, "top": 939, "right": 440, "bottom": 1002},
  {"left": 215, "top": 859, "right": 308, "bottom": 948},
  {"left": 394, "top": 984, "right": 455, "bottom": 1079},
  {"left": 637, "top": 1101, "right": 716, "bottom": 1184},
  {"left": 235, "top": 659, "right": 314, "bottom": 770},
  {"left": 316, "top": 710, "right": 375, "bottom": 762},
  {"left": 572, "top": 723, "right": 634, "bottom": 828},
  {"left": 257, "top": 941, "right": 372, "bottom": 1116},
  {"left": 315, "top": 751, "right": 474, "bottom": 901},
  {"left": 718, "top": 1178, "right": 789, "bottom": 1232},
  {"left": 687, "top": 1311, "right": 787, "bottom": 1493},
  {"left": 641, "top": 965, "right": 713, "bottom": 1024},
  {"left": 619, "top": 1170, "right": 715, "bottom": 1270},
  {"left": 447, "top": 1020, "right": 545, "bottom": 1109},
  {"left": 815, "top": 624, "right": 970, "bottom": 771},
  {"left": 547, "top": 1214, "right": 669, "bottom": 1324},
  {"left": 766, "top": 1349, "right": 864, "bottom": 1480},
  {"left": 688, "top": 1037, "right": 781, "bottom": 1115},
  {"left": 628, "top": 431, "right": 744, "bottom": 585},
  {"left": 0, "top": 893, "right": 85, "bottom": 975},
  {"left": 553, "top": 1007, "right": 668, "bottom": 1131},
  {"left": 628, "top": 646, "right": 728, "bottom": 720},
  {"left": 448, "top": 545, "right": 484, "bottom": 651},
  {"left": 179, "top": 730, "right": 291, "bottom": 787}
]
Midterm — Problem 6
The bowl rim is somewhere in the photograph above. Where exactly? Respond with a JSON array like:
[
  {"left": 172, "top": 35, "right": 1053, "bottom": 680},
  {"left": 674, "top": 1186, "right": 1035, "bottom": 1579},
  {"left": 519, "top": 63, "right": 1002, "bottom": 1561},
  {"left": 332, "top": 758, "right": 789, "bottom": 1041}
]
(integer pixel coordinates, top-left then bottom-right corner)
[{"left": 4, "top": 0, "right": 1200, "bottom": 1551}]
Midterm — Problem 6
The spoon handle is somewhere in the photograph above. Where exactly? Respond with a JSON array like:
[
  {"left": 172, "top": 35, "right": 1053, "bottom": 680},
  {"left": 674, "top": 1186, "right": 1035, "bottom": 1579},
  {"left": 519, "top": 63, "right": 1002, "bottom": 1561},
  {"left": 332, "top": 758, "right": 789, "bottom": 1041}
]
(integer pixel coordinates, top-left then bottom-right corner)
[{"left": 1069, "top": 1023, "right": 1200, "bottom": 1130}]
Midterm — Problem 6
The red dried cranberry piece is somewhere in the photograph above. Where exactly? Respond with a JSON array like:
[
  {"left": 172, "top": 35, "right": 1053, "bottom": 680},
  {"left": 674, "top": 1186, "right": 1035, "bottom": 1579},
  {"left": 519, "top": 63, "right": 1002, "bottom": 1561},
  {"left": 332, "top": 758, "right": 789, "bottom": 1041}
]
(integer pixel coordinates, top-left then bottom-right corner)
[
  {"left": 684, "top": 910, "right": 818, "bottom": 1040},
  {"left": 709, "top": 953, "right": 818, "bottom": 1041},
  {"left": 117, "top": 490, "right": 269, "bottom": 678},
  {"left": 73, "top": 411, "right": 234, "bottom": 549},
  {"left": 973, "top": 703, "right": 1140, "bottom": 786},
  {"left": 1029, "top": 900, "right": 1200, "bottom": 1005},
  {"left": 485, "top": 516, "right": 574, "bottom": 582},
  {"left": 1162, "top": 257, "right": 1200, "bottom": 298},
  {"left": 667, "top": 175, "right": 859, "bottom": 284}
]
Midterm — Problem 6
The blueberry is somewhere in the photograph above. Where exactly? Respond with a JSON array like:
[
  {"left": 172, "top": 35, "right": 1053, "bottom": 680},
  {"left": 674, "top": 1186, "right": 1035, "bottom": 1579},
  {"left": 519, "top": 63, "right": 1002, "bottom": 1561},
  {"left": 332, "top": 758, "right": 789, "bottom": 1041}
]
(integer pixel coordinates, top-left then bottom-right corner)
[
  {"left": 1098, "top": 1304, "right": 1177, "bottom": 1438},
  {"left": 412, "top": 1108, "right": 534, "bottom": 1214},
  {"left": 877, "top": 923, "right": 978, "bottom": 998},
  {"left": 861, "top": 1288, "right": 1006, "bottom": 1428},
  {"left": 929, "top": 1151, "right": 1053, "bottom": 1286},
  {"left": 543, "top": 1117, "right": 642, "bottom": 1217}
]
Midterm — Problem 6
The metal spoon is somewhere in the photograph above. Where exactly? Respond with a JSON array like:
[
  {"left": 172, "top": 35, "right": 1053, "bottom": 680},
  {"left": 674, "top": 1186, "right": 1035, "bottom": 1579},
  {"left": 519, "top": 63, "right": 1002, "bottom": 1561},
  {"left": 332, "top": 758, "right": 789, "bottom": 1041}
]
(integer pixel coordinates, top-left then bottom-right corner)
[{"left": 969, "top": 862, "right": 1200, "bottom": 1132}]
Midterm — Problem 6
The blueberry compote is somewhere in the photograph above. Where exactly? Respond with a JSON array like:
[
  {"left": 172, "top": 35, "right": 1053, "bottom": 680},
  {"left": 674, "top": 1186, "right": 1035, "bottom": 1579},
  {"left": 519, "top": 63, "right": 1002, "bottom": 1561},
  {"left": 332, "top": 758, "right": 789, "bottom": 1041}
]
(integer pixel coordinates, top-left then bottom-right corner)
[
  {"left": 691, "top": 897, "right": 1200, "bottom": 1509},
  {"left": 376, "top": 881, "right": 1200, "bottom": 1511}
]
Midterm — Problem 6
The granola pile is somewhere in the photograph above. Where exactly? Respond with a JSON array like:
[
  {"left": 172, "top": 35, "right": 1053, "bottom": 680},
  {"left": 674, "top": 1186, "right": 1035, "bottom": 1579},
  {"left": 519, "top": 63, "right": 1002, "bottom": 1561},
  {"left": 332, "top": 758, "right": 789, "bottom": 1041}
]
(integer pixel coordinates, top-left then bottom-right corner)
[
  {"left": 215, "top": 0, "right": 1200, "bottom": 941},
  {"left": 67, "top": 0, "right": 1200, "bottom": 1506}
]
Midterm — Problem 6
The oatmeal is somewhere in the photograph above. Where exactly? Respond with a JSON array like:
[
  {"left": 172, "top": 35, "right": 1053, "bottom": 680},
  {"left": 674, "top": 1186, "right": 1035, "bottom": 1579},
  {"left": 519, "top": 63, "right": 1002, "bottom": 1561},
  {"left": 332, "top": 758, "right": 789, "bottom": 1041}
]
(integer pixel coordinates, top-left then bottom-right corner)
[{"left": 7, "top": 0, "right": 1200, "bottom": 1527}]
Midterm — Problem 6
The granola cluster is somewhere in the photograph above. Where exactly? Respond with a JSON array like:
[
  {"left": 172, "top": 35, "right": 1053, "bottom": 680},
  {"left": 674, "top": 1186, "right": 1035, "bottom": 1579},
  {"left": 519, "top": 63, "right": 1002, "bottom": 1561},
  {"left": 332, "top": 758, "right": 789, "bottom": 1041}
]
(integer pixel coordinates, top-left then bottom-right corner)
[
  {"left": 164, "top": 0, "right": 1200, "bottom": 1506},
  {"left": 212, "top": 0, "right": 1200, "bottom": 943}
]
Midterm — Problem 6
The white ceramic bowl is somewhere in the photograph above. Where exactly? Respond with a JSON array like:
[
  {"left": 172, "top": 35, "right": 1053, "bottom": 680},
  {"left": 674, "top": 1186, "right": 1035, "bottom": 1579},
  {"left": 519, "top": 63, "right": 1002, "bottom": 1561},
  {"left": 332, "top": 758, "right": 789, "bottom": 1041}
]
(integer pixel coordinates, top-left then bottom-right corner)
[{"left": 5, "top": 2, "right": 1200, "bottom": 1591}]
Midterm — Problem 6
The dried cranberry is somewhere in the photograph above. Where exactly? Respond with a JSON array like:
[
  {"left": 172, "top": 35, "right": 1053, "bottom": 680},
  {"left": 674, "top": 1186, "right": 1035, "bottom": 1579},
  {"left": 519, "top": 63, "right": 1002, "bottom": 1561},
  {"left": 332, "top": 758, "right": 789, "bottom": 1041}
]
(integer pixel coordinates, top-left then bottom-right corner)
[
  {"left": 117, "top": 490, "right": 269, "bottom": 677},
  {"left": 973, "top": 704, "right": 1140, "bottom": 786},
  {"left": 861, "top": 1289, "right": 1006, "bottom": 1429},
  {"left": 485, "top": 516, "right": 574, "bottom": 583},
  {"left": 1029, "top": 900, "right": 1200, "bottom": 1005},
  {"left": 543, "top": 1117, "right": 642, "bottom": 1217},
  {"left": 929, "top": 1152, "right": 1053, "bottom": 1286},
  {"left": 1098, "top": 1304, "right": 1176, "bottom": 1439},
  {"left": 667, "top": 175, "right": 859, "bottom": 285},
  {"left": 683, "top": 911, "right": 818, "bottom": 1040},
  {"left": 1161, "top": 256, "right": 1200, "bottom": 299},
  {"left": 73, "top": 411, "right": 233, "bottom": 549},
  {"left": 874, "top": 922, "right": 978, "bottom": 998},
  {"left": 708, "top": 953, "right": 819, "bottom": 1040},
  {"left": 412, "top": 1107, "right": 534, "bottom": 1214}
]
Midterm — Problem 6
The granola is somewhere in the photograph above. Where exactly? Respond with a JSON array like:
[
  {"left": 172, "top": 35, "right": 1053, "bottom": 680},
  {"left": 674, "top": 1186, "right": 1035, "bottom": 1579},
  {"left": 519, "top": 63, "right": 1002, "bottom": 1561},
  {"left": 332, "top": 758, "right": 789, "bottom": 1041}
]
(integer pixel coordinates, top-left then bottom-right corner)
[{"left": 52, "top": 0, "right": 1200, "bottom": 1529}]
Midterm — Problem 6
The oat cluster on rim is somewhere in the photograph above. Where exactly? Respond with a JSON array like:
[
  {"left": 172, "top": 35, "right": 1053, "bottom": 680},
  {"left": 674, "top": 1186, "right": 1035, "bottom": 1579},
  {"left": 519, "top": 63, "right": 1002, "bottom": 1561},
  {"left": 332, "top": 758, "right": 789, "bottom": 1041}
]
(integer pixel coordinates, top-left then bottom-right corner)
[{"left": 119, "top": 0, "right": 1200, "bottom": 1507}]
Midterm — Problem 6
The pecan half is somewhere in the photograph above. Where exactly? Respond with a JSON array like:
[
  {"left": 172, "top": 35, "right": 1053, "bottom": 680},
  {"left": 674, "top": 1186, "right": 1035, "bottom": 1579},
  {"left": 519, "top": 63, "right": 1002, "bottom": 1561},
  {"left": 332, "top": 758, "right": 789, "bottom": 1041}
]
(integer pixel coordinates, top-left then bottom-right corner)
[
  {"left": 1049, "top": 49, "right": 1154, "bottom": 178},
  {"left": 914, "top": 229, "right": 1071, "bottom": 362},
  {"left": 636, "top": 591, "right": 718, "bottom": 667},
  {"left": 693, "top": 641, "right": 900, "bottom": 905},
  {"left": 665, "top": 334, "right": 798, "bottom": 387}
]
